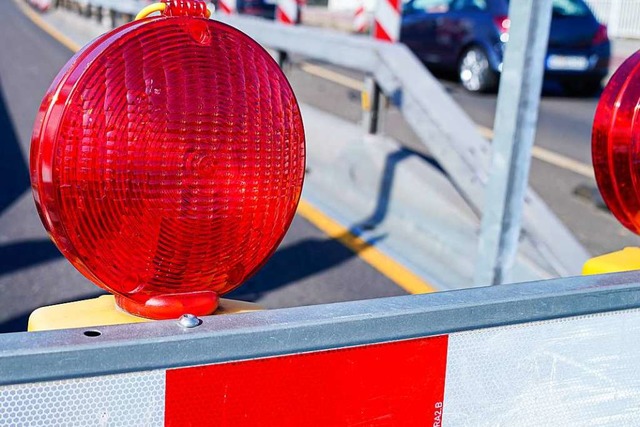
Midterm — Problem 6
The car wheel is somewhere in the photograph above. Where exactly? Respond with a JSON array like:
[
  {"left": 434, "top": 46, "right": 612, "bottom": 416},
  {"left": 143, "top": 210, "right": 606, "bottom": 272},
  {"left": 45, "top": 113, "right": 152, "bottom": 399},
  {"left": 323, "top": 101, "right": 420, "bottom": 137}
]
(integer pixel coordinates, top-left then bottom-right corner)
[{"left": 458, "top": 46, "right": 497, "bottom": 93}]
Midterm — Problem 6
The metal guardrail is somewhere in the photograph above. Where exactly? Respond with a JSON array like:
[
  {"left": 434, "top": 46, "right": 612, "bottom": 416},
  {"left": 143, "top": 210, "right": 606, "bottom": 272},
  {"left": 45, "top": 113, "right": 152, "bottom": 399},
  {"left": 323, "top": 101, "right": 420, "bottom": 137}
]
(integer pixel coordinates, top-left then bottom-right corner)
[
  {"left": 214, "top": 13, "right": 590, "bottom": 279},
  {"left": 53, "top": 0, "right": 152, "bottom": 26},
  {"left": 2, "top": 270, "right": 640, "bottom": 385},
  {"left": 5, "top": 271, "right": 640, "bottom": 424},
  {"left": 50, "top": 0, "right": 590, "bottom": 280}
]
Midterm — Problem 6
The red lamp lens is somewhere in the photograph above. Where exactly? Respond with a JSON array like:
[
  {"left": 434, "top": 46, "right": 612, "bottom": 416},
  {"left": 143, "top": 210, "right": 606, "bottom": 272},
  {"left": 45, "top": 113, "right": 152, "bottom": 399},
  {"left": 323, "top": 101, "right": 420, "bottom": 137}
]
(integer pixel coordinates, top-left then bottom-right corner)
[
  {"left": 592, "top": 50, "right": 640, "bottom": 234},
  {"left": 30, "top": 17, "right": 305, "bottom": 319}
]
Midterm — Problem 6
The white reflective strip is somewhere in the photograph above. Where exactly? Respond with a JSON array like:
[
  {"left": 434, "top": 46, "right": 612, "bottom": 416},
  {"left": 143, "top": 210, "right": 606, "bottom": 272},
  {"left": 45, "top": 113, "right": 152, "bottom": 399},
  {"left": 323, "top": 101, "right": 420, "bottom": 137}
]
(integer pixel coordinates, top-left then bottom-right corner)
[
  {"left": 278, "top": 0, "right": 298, "bottom": 21},
  {"left": 354, "top": 11, "right": 367, "bottom": 31},
  {"left": 220, "top": 0, "right": 236, "bottom": 12},
  {"left": 375, "top": 0, "right": 400, "bottom": 41},
  {"left": 0, "top": 370, "right": 166, "bottom": 426},
  {"left": 443, "top": 309, "right": 640, "bottom": 426}
]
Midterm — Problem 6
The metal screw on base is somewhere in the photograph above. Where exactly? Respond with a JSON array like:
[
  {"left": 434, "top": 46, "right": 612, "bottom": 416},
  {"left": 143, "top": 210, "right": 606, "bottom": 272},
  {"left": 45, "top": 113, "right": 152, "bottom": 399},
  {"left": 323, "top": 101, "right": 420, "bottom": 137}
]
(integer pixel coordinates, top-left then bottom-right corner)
[{"left": 177, "top": 314, "right": 201, "bottom": 328}]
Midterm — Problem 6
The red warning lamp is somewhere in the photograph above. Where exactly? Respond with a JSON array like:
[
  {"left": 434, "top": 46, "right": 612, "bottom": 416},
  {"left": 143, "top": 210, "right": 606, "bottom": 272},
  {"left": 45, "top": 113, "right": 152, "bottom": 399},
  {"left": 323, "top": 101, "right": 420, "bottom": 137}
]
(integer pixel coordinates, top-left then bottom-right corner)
[
  {"left": 30, "top": 0, "right": 305, "bottom": 320},
  {"left": 592, "top": 50, "right": 640, "bottom": 234}
]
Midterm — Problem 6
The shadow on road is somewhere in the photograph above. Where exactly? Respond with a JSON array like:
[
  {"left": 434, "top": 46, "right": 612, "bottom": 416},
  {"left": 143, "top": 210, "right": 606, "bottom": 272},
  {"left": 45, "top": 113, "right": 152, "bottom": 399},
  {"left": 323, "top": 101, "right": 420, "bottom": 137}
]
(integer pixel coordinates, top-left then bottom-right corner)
[
  {"left": 430, "top": 67, "right": 602, "bottom": 99},
  {"left": 0, "top": 81, "right": 64, "bottom": 280},
  {"left": 351, "top": 149, "right": 412, "bottom": 232},
  {"left": 0, "top": 290, "right": 106, "bottom": 334},
  {"left": 231, "top": 148, "right": 416, "bottom": 301},
  {"left": 0, "top": 82, "right": 69, "bottom": 333},
  {"left": 0, "top": 240, "right": 63, "bottom": 277},
  {"left": 0, "top": 311, "right": 34, "bottom": 334},
  {"left": 0, "top": 79, "right": 30, "bottom": 215},
  {"left": 230, "top": 233, "right": 361, "bottom": 301}
]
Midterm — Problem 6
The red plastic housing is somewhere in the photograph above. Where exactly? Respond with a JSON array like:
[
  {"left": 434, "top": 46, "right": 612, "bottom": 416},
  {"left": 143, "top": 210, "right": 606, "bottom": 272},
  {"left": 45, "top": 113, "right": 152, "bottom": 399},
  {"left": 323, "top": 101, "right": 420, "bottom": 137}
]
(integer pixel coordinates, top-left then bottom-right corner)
[
  {"left": 30, "top": 17, "right": 305, "bottom": 319},
  {"left": 592, "top": 50, "right": 640, "bottom": 234}
]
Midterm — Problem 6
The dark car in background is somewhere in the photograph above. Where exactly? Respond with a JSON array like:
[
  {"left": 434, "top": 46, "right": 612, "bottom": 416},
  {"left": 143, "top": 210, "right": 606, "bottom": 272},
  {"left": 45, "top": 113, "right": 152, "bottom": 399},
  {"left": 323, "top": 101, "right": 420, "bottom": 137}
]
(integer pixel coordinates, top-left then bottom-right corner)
[
  {"left": 239, "top": 0, "right": 276, "bottom": 19},
  {"left": 211, "top": 0, "right": 277, "bottom": 19},
  {"left": 400, "top": 0, "right": 610, "bottom": 95}
]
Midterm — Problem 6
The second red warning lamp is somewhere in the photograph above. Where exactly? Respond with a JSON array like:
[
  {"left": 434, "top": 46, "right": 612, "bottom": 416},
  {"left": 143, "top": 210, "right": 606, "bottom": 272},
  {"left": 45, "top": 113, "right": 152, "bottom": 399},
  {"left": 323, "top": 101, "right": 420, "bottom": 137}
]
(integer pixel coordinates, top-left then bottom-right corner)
[
  {"left": 30, "top": 0, "right": 306, "bottom": 320},
  {"left": 592, "top": 50, "right": 640, "bottom": 234}
]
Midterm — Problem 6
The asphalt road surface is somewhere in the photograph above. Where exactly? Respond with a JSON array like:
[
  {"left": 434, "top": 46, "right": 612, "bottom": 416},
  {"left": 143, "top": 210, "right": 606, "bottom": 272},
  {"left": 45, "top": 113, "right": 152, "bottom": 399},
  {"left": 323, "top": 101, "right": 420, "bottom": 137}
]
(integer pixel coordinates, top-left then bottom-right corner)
[
  {"left": 0, "top": 0, "right": 406, "bottom": 333},
  {"left": 1, "top": 0, "right": 639, "bottom": 333}
]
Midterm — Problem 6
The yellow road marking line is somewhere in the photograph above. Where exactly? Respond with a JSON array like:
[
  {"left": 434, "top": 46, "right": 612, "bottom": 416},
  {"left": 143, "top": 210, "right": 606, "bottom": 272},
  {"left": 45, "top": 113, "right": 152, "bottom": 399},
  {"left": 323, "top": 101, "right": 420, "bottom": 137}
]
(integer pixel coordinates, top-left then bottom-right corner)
[
  {"left": 531, "top": 146, "right": 595, "bottom": 179},
  {"left": 477, "top": 125, "right": 494, "bottom": 139},
  {"left": 478, "top": 126, "right": 595, "bottom": 179},
  {"left": 296, "top": 200, "right": 437, "bottom": 295},
  {"left": 13, "top": 0, "right": 81, "bottom": 52},
  {"left": 19, "top": 1, "right": 435, "bottom": 295},
  {"left": 300, "top": 62, "right": 364, "bottom": 92}
]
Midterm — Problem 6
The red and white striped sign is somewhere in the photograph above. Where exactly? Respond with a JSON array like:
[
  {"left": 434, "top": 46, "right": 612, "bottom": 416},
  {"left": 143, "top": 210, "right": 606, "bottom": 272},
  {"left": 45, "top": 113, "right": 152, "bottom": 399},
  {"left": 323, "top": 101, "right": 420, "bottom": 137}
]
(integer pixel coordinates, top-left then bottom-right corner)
[
  {"left": 276, "top": 0, "right": 298, "bottom": 25},
  {"left": 4, "top": 308, "right": 640, "bottom": 425},
  {"left": 218, "top": 0, "right": 236, "bottom": 14},
  {"left": 27, "top": 0, "right": 51, "bottom": 11},
  {"left": 374, "top": 0, "right": 401, "bottom": 42},
  {"left": 353, "top": 0, "right": 368, "bottom": 33}
]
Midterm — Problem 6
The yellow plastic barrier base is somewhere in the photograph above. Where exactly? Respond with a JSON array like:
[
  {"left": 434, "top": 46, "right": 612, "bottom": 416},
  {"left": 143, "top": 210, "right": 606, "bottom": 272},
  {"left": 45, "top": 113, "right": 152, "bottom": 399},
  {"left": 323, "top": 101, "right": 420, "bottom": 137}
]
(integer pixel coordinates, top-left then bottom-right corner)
[
  {"left": 582, "top": 247, "right": 640, "bottom": 275},
  {"left": 28, "top": 295, "right": 262, "bottom": 332}
]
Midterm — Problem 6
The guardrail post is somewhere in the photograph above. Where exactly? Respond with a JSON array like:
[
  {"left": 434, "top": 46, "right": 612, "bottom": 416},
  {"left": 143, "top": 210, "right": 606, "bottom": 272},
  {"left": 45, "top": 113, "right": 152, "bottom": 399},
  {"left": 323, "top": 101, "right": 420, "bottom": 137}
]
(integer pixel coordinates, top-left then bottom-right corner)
[
  {"left": 474, "top": 0, "right": 553, "bottom": 286},
  {"left": 363, "top": 76, "right": 381, "bottom": 135},
  {"left": 275, "top": 50, "right": 288, "bottom": 69},
  {"left": 109, "top": 8, "right": 117, "bottom": 28},
  {"left": 96, "top": 5, "right": 103, "bottom": 23}
]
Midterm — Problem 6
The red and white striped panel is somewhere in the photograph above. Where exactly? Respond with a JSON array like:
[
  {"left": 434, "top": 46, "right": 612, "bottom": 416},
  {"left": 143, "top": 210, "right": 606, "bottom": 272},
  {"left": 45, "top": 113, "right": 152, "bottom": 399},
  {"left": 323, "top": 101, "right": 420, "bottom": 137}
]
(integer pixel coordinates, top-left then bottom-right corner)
[
  {"left": 374, "top": 0, "right": 401, "bottom": 42},
  {"left": 218, "top": 0, "right": 236, "bottom": 14},
  {"left": 4, "top": 309, "right": 640, "bottom": 425},
  {"left": 28, "top": 0, "right": 51, "bottom": 11},
  {"left": 276, "top": 0, "right": 298, "bottom": 25},
  {"left": 353, "top": 1, "right": 368, "bottom": 33}
]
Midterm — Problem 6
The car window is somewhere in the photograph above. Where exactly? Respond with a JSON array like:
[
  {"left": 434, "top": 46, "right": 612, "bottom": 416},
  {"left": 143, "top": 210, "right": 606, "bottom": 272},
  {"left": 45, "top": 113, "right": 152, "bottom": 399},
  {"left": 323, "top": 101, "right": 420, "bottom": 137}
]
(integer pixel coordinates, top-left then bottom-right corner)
[
  {"left": 505, "top": 0, "right": 590, "bottom": 17},
  {"left": 405, "top": 0, "right": 453, "bottom": 13},
  {"left": 451, "top": 0, "right": 487, "bottom": 12},
  {"left": 551, "top": 0, "right": 590, "bottom": 17}
]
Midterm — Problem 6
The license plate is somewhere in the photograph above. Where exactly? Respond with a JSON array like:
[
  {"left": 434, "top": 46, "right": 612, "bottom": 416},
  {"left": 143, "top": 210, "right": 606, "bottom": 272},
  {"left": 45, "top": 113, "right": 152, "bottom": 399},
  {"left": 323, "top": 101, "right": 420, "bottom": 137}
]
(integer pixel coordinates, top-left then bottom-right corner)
[{"left": 547, "top": 55, "right": 590, "bottom": 71}]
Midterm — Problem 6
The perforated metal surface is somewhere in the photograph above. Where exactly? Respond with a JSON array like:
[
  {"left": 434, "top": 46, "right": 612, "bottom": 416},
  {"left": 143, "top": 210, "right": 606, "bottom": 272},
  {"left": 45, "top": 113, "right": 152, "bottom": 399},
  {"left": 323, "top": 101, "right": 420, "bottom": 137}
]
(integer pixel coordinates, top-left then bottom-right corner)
[
  {"left": 0, "top": 370, "right": 165, "bottom": 426},
  {"left": 2, "top": 276, "right": 640, "bottom": 425},
  {"left": 443, "top": 308, "right": 640, "bottom": 426}
]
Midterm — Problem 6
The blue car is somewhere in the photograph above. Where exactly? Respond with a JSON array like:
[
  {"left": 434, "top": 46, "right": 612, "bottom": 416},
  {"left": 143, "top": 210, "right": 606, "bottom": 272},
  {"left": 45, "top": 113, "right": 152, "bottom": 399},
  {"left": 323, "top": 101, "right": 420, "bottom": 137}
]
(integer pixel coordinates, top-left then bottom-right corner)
[
  {"left": 211, "top": 0, "right": 277, "bottom": 19},
  {"left": 401, "top": 0, "right": 610, "bottom": 94},
  {"left": 238, "top": 0, "right": 277, "bottom": 20}
]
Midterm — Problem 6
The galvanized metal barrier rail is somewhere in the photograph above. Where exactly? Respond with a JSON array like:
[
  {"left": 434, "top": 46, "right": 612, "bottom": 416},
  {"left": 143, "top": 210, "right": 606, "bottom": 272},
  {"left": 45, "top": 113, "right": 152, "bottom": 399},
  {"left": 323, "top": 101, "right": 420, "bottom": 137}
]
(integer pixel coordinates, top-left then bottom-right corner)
[
  {"left": 48, "top": 0, "right": 590, "bottom": 281},
  {"left": 216, "top": 14, "right": 590, "bottom": 279},
  {"left": 2, "top": 271, "right": 640, "bottom": 424}
]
